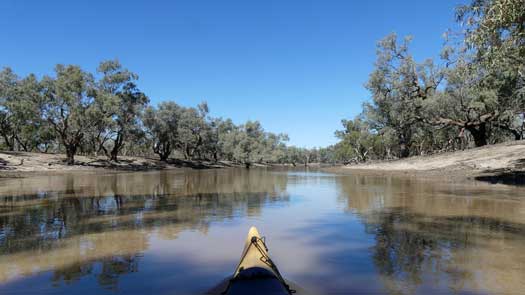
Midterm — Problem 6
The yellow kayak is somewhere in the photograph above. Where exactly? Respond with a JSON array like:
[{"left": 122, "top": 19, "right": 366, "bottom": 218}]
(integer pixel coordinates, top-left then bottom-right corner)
[{"left": 219, "top": 227, "right": 295, "bottom": 295}]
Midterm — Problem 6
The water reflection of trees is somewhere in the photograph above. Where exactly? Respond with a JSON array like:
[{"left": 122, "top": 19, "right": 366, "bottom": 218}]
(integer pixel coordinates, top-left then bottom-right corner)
[
  {"left": 0, "top": 169, "right": 289, "bottom": 289},
  {"left": 336, "top": 175, "right": 525, "bottom": 294},
  {"left": 51, "top": 255, "right": 140, "bottom": 290}
]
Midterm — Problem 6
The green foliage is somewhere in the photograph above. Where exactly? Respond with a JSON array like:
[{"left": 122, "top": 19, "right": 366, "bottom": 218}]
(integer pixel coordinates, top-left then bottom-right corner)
[
  {"left": 0, "top": 68, "right": 49, "bottom": 152},
  {"left": 333, "top": 0, "right": 524, "bottom": 163},
  {"left": 143, "top": 102, "right": 181, "bottom": 161},
  {"left": 177, "top": 102, "right": 209, "bottom": 160},
  {"left": 364, "top": 33, "right": 441, "bottom": 157},
  {"left": 41, "top": 65, "right": 99, "bottom": 164},
  {"left": 456, "top": 0, "right": 524, "bottom": 139},
  {"left": 1, "top": 60, "right": 299, "bottom": 166},
  {"left": 94, "top": 60, "right": 148, "bottom": 161},
  {"left": 457, "top": 0, "right": 524, "bottom": 70},
  {"left": 335, "top": 117, "right": 384, "bottom": 162}
]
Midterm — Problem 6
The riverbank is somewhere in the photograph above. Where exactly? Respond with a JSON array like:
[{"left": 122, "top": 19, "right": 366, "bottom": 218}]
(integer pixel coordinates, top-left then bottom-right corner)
[
  {"left": 2, "top": 141, "right": 525, "bottom": 185},
  {"left": 0, "top": 151, "right": 230, "bottom": 178},
  {"left": 327, "top": 140, "right": 525, "bottom": 185}
]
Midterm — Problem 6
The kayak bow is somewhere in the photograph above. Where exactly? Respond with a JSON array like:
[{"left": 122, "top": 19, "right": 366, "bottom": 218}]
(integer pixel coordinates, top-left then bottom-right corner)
[{"left": 222, "top": 226, "right": 294, "bottom": 295}]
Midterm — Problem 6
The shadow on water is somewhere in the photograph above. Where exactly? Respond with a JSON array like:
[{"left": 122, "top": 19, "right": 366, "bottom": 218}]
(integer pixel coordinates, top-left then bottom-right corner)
[
  {"left": 475, "top": 171, "right": 525, "bottom": 186},
  {"left": 0, "top": 157, "right": 13, "bottom": 171},
  {"left": 474, "top": 158, "right": 525, "bottom": 186},
  {"left": 82, "top": 157, "right": 224, "bottom": 171},
  {"left": 0, "top": 169, "right": 290, "bottom": 290}
]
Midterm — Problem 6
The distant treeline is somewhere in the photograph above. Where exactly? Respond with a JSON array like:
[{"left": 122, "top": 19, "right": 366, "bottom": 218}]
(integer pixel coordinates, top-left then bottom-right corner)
[
  {"left": 1, "top": 0, "right": 523, "bottom": 167},
  {"left": 331, "top": 0, "right": 524, "bottom": 163},
  {"left": 0, "top": 61, "right": 328, "bottom": 166}
]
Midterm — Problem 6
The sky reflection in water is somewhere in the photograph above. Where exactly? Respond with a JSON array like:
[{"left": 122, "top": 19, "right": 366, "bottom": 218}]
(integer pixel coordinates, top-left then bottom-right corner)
[{"left": 0, "top": 168, "right": 524, "bottom": 295}]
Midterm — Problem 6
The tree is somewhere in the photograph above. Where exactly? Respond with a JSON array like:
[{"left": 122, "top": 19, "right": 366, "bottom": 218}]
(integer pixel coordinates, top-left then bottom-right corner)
[
  {"left": 0, "top": 68, "right": 19, "bottom": 150},
  {"left": 456, "top": 0, "right": 525, "bottom": 140},
  {"left": 232, "top": 121, "right": 266, "bottom": 168},
  {"left": 317, "top": 146, "right": 337, "bottom": 164},
  {"left": 177, "top": 102, "right": 209, "bottom": 160},
  {"left": 2, "top": 62, "right": 315, "bottom": 165},
  {"left": 424, "top": 57, "right": 499, "bottom": 147},
  {"left": 41, "top": 65, "right": 97, "bottom": 165},
  {"left": 1, "top": 68, "right": 55, "bottom": 153},
  {"left": 335, "top": 117, "right": 383, "bottom": 163},
  {"left": 216, "top": 118, "right": 237, "bottom": 161},
  {"left": 13, "top": 74, "right": 49, "bottom": 151},
  {"left": 95, "top": 60, "right": 148, "bottom": 161},
  {"left": 142, "top": 102, "right": 181, "bottom": 161},
  {"left": 283, "top": 146, "right": 310, "bottom": 166},
  {"left": 263, "top": 133, "right": 289, "bottom": 164},
  {"left": 365, "top": 34, "right": 442, "bottom": 157}
]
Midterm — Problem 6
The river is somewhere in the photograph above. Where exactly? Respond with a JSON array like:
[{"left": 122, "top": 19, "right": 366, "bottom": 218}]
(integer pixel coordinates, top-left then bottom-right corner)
[{"left": 0, "top": 168, "right": 524, "bottom": 294}]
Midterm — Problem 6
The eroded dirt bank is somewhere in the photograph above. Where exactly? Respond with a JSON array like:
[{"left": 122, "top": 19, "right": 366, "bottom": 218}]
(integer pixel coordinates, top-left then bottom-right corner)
[
  {"left": 327, "top": 140, "right": 525, "bottom": 185},
  {"left": 0, "top": 151, "right": 228, "bottom": 178}
]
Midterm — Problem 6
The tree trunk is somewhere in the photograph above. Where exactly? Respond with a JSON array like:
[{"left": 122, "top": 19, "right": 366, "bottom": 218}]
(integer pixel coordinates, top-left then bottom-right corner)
[
  {"left": 159, "top": 152, "right": 169, "bottom": 162},
  {"left": 185, "top": 145, "right": 193, "bottom": 160},
  {"left": 110, "top": 149, "right": 119, "bottom": 162},
  {"left": 494, "top": 123, "right": 523, "bottom": 140},
  {"left": 2, "top": 133, "right": 14, "bottom": 151},
  {"left": 467, "top": 123, "right": 488, "bottom": 147},
  {"left": 155, "top": 141, "right": 171, "bottom": 162},
  {"left": 512, "top": 130, "right": 523, "bottom": 141},
  {"left": 14, "top": 135, "right": 30, "bottom": 152},
  {"left": 110, "top": 141, "right": 120, "bottom": 161},
  {"left": 399, "top": 136, "right": 410, "bottom": 158},
  {"left": 110, "top": 132, "right": 124, "bottom": 162},
  {"left": 65, "top": 145, "right": 77, "bottom": 165}
]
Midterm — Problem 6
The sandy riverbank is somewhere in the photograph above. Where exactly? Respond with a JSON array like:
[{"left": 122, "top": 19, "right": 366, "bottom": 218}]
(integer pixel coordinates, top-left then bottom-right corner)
[
  {"left": 326, "top": 140, "right": 525, "bottom": 185},
  {"left": 2, "top": 141, "right": 524, "bottom": 185},
  {"left": 0, "top": 151, "right": 230, "bottom": 178}
]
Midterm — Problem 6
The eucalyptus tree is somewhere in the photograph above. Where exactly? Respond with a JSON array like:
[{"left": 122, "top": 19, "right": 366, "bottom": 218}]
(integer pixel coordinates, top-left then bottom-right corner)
[
  {"left": 282, "top": 146, "right": 312, "bottom": 166},
  {"left": 199, "top": 117, "right": 224, "bottom": 162},
  {"left": 177, "top": 102, "right": 209, "bottom": 160},
  {"left": 423, "top": 57, "right": 499, "bottom": 147},
  {"left": 12, "top": 74, "right": 48, "bottom": 151},
  {"left": 456, "top": 0, "right": 525, "bottom": 140},
  {"left": 335, "top": 117, "right": 384, "bottom": 162},
  {"left": 142, "top": 101, "right": 181, "bottom": 161},
  {"left": 231, "top": 121, "right": 266, "bottom": 168},
  {"left": 95, "top": 60, "right": 148, "bottom": 161},
  {"left": 457, "top": 0, "right": 524, "bottom": 75},
  {"left": 317, "top": 146, "right": 337, "bottom": 164},
  {"left": 420, "top": 0, "right": 525, "bottom": 146},
  {"left": 263, "top": 132, "right": 289, "bottom": 163},
  {"left": 216, "top": 118, "right": 237, "bottom": 161},
  {"left": 41, "top": 65, "right": 98, "bottom": 165},
  {"left": 365, "top": 33, "right": 442, "bottom": 157},
  {"left": 0, "top": 68, "right": 53, "bottom": 152},
  {"left": 0, "top": 67, "right": 18, "bottom": 150}
]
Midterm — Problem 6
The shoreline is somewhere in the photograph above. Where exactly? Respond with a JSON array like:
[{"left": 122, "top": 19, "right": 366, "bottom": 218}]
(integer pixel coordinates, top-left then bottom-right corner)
[
  {"left": 2, "top": 141, "right": 524, "bottom": 186},
  {"left": 325, "top": 140, "right": 525, "bottom": 186},
  {"left": 0, "top": 151, "right": 232, "bottom": 178},
  {"left": 0, "top": 151, "right": 309, "bottom": 178}
]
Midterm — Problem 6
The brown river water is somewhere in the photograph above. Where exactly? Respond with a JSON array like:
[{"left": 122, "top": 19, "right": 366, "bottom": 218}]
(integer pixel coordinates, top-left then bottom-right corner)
[{"left": 0, "top": 168, "right": 524, "bottom": 294}]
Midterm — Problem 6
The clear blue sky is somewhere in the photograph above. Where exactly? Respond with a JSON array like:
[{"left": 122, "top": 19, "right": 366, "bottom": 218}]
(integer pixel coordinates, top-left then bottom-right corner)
[{"left": 0, "top": 0, "right": 463, "bottom": 148}]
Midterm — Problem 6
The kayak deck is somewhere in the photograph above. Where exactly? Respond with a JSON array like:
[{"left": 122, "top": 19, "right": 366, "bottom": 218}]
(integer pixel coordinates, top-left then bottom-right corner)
[{"left": 221, "top": 227, "right": 293, "bottom": 295}]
